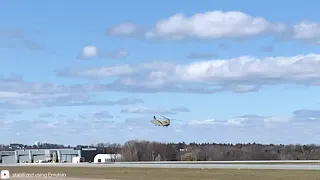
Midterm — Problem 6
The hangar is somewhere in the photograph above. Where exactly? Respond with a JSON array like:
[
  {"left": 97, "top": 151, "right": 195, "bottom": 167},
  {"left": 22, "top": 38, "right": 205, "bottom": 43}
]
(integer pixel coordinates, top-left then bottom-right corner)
[
  {"left": 0, "top": 148, "right": 103, "bottom": 164},
  {"left": 94, "top": 154, "right": 122, "bottom": 163}
]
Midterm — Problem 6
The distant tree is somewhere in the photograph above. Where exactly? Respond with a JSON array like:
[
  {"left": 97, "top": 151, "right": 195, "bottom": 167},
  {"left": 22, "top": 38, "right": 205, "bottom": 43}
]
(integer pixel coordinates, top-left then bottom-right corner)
[{"left": 96, "top": 143, "right": 104, "bottom": 148}]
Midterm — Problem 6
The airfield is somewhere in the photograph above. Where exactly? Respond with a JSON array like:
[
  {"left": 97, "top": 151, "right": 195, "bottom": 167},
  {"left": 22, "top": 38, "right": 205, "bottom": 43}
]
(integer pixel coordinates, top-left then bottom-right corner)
[{"left": 3, "top": 161, "right": 320, "bottom": 180}]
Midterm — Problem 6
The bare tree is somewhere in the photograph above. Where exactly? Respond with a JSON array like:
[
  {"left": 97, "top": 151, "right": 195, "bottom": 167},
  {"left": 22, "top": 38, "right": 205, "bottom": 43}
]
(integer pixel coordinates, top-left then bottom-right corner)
[{"left": 121, "top": 140, "right": 139, "bottom": 161}]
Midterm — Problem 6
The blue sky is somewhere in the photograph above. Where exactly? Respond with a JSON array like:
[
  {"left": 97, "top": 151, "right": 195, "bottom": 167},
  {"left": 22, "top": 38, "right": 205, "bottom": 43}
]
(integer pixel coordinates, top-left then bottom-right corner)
[{"left": 1, "top": 0, "right": 320, "bottom": 145}]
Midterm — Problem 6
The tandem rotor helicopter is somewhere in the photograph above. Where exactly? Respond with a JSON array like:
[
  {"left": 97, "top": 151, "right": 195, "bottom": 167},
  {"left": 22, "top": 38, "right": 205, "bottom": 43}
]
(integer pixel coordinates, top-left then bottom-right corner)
[{"left": 151, "top": 115, "right": 179, "bottom": 127}]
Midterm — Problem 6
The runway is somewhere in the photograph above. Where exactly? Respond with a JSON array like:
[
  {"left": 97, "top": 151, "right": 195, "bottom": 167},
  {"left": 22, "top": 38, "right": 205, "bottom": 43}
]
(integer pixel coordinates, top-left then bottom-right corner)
[{"left": 2, "top": 161, "right": 320, "bottom": 170}]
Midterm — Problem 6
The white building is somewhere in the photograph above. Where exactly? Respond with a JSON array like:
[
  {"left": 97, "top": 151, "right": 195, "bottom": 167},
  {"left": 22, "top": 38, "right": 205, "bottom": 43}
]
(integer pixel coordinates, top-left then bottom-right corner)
[
  {"left": 93, "top": 154, "right": 122, "bottom": 163},
  {"left": 72, "top": 157, "right": 84, "bottom": 163}
]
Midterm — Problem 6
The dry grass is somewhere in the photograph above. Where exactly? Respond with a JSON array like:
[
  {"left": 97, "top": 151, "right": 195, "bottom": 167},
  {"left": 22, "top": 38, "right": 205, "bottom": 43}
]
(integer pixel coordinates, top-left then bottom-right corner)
[{"left": 4, "top": 166, "right": 320, "bottom": 180}]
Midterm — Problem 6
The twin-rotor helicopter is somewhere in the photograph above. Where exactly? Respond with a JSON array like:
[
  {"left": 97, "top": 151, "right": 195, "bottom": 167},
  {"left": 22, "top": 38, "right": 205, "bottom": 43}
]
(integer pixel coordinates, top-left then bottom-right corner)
[{"left": 151, "top": 115, "right": 179, "bottom": 127}]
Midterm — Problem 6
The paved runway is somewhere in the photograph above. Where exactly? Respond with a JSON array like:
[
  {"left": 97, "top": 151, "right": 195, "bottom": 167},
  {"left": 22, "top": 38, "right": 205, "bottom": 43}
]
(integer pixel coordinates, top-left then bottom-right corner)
[{"left": 2, "top": 162, "right": 320, "bottom": 170}]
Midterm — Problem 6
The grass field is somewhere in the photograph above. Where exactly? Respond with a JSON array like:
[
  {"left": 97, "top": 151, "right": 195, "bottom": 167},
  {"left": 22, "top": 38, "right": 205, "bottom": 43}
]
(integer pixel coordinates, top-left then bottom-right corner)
[{"left": 4, "top": 166, "right": 320, "bottom": 180}]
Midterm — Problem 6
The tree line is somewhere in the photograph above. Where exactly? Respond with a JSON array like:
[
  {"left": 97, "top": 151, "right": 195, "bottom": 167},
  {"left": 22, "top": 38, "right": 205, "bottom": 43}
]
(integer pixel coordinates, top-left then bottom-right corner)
[
  {"left": 97, "top": 140, "right": 320, "bottom": 161},
  {"left": 3, "top": 140, "right": 320, "bottom": 161}
]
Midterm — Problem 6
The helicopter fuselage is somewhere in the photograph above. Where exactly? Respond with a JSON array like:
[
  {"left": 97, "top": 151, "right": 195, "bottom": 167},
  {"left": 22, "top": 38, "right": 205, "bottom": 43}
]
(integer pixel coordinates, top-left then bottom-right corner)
[{"left": 151, "top": 119, "right": 170, "bottom": 127}]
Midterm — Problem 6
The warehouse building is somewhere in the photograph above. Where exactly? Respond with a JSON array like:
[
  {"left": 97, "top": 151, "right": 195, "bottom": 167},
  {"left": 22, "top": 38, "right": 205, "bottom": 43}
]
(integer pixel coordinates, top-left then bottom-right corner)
[
  {"left": 0, "top": 148, "right": 103, "bottom": 164},
  {"left": 79, "top": 148, "right": 103, "bottom": 163}
]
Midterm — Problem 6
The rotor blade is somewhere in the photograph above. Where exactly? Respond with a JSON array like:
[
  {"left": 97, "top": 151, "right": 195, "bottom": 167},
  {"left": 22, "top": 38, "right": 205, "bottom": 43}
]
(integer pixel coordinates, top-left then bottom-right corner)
[
  {"left": 160, "top": 115, "right": 170, "bottom": 120},
  {"left": 158, "top": 115, "right": 182, "bottom": 121}
]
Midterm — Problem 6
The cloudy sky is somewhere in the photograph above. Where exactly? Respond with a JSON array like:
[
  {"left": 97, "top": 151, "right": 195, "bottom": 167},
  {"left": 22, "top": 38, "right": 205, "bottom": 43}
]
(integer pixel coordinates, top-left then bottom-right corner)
[{"left": 1, "top": 0, "right": 320, "bottom": 145}]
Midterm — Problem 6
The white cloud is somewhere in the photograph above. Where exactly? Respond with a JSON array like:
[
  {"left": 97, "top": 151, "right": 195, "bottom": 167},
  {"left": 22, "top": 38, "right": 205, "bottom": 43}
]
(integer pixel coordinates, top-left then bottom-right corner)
[
  {"left": 108, "top": 11, "right": 287, "bottom": 40},
  {"left": 0, "top": 97, "right": 144, "bottom": 109},
  {"left": 226, "top": 119, "right": 245, "bottom": 127},
  {"left": 292, "top": 21, "right": 320, "bottom": 44},
  {"left": 187, "top": 110, "right": 316, "bottom": 128},
  {"left": 145, "top": 11, "right": 287, "bottom": 39},
  {"left": 189, "top": 119, "right": 216, "bottom": 125},
  {"left": 107, "top": 11, "right": 320, "bottom": 44},
  {"left": 79, "top": 45, "right": 98, "bottom": 59},
  {"left": 0, "top": 88, "right": 144, "bottom": 109},
  {"left": 78, "top": 46, "right": 129, "bottom": 60},
  {"left": 78, "top": 111, "right": 114, "bottom": 120},
  {"left": 58, "top": 53, "right": 320, "bottom": 93},
  {"left": 121, "top": 106, "right": 190, "bottom": 115},
  {"left": 188, "top": 118, "right": 246, "bottom": 127},
  {"left": 0, "top": 75, "right": 145, "bottom": 109},
  {"left": 57, "top": 61, "right": 174, "bottom": 79},
  {"left": 264, "top": 116, "right": 290, "bottom": 123},
  {"left": 0, "top": 91, "right": 27, "bottom": 98}
]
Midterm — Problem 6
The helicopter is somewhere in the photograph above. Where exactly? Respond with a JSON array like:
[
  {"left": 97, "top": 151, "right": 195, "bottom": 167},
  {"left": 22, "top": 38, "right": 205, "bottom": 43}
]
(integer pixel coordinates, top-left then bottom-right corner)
[{"left": 151, "top": 115, "right": 178, "bottom": 127}]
